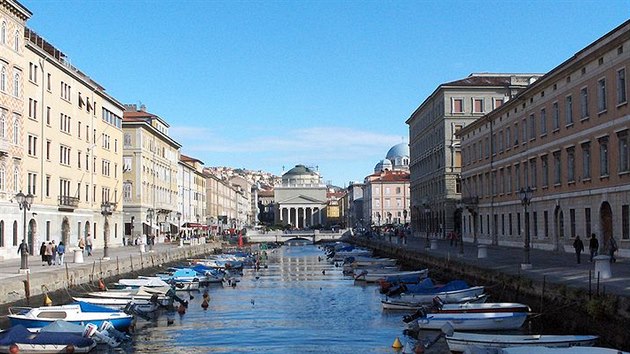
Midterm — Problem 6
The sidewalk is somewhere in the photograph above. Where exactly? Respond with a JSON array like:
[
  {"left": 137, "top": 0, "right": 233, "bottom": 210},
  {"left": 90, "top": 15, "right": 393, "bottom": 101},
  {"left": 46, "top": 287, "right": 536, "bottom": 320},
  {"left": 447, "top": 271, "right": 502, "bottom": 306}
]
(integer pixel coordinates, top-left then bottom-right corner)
[{"left": 360, "top": 235, "right": 630, "bottom": 296}]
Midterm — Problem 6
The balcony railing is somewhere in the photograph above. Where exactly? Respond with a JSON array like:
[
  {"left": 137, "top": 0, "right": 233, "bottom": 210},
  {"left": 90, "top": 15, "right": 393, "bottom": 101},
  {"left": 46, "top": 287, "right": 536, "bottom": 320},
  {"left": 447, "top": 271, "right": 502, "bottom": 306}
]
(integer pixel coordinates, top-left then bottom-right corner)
[{"left": 58, "top": 195, "right": 79, "bottom": 211}]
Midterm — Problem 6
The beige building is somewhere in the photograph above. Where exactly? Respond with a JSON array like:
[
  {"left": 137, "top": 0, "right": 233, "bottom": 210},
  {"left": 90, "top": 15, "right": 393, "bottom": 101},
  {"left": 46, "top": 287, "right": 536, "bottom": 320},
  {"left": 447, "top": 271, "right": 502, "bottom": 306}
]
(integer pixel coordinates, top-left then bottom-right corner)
[
  {"left": 122, "top": 105, "right": 181, "bottom": 245},
  {"left": 178, "top": 154, "right": 206, "bottom": 236},
  {"left": 406, "top": 73, "right": 540, "bottom": 240},
  {"left": 229, "top": 175, "right": 253, "bottom": 227},
  {"left": 22, "top": 27, "right": 125, "bottom": 254},
  {"left": 205, "top": 171, "right": 237, "bottom": 234},
  {"left": 0, "top": 0, "right": 30, "bottom": 258},
  {"left": 459, "top": 20, "right": 630, "bottom": 258}
]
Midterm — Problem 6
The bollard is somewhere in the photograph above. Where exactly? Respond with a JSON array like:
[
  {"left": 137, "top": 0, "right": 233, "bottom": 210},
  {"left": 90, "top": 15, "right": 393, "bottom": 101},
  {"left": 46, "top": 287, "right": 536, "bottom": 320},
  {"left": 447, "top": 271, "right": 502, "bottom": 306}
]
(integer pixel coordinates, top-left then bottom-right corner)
[
  {"left": 430, "top": 239, "right": 438, "bottom": 250},
  {"left": 593, "top": 255, "right": 612, "bottom": 279},
  {"left": 73, "top": 249, "right": 84, "bottom": 264},
  {"left": 477, "top": 244, "right": 488, "bottom": 259}
]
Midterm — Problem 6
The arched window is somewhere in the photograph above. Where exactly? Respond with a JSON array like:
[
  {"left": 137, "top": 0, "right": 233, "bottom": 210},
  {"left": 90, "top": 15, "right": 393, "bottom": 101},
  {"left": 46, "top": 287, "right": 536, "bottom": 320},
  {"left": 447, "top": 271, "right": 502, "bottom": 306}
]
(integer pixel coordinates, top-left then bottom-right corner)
[
  {"left": 12, "top": 220, "right": 17, "bottom": 246},
  {"left": 13, "top": 166, "right": 19, "bottom": 193},
  {"left": 0, "top": 21, "right": 6, "bottom": 44},
  {"left": 13, "top": 119, "right": 18, "bottom": 144},
  {"left": 0, "top": 109, "right": 5, "bottom": 138},
  {"left": 0, "top": 165, "right": 5, "bottom": 191},
  {"left": 0, "top": 220, "right": 4, "bottom": 247},
  {"left": 0, "top": 66, "right": 6, "bottom": 91},
  {"left": 13, "top": 29, "right": 19, "bottom": 51},
  {"left": 13, "top": 72, "right": 20, "bottom": 97}
]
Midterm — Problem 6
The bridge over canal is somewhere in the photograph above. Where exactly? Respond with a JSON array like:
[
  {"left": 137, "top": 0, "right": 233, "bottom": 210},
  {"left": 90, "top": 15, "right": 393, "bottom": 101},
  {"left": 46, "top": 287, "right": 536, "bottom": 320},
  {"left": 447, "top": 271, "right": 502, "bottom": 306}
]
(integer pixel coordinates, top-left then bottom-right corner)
[{"left": 244, "top": 229, "right": 348, "bottom": 244}]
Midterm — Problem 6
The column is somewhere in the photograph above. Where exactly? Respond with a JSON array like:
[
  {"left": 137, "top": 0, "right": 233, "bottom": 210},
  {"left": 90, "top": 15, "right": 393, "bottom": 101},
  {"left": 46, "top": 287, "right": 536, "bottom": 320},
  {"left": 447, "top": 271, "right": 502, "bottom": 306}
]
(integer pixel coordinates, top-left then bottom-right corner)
[{"left": 301, "top": 207, "right": 306, "bottom": 229}]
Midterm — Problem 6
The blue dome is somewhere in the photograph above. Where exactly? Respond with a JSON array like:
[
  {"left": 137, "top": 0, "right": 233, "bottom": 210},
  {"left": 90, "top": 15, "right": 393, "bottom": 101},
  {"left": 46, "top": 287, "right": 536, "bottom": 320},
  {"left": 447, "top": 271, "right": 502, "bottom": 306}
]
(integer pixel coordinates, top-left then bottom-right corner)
[{"left": 386, "top": 143, "right": 409, "bottom": 160}]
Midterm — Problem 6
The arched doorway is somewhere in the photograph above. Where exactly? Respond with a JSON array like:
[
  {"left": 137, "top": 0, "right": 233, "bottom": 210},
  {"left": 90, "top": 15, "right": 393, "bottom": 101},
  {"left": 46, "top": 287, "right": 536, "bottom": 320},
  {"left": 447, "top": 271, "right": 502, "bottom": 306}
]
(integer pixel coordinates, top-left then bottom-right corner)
[
  {"left": 61, "top": 217, "right": 70, "bottom": 246},
  {"left": 28, "top": 219, "right": 37, "bottom": 255},
  {"left": 84, "top": 221, "right": 91, "bottom": 241},
  {"left": 453, "top": 208, "right": 462, "bottom": 234},
  {"left": 600, "top": 201, "right": 613, "bottom": 252},
  {"left": 553, "top": 206, "right": 564, "bottom": 252}
]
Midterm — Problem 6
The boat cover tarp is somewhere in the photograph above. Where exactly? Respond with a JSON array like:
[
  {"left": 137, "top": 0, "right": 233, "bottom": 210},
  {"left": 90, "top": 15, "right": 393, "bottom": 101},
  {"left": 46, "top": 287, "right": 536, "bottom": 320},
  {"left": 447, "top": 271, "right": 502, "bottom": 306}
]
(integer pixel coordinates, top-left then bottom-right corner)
[
  {"left": 403, "top": 279, "right": 470, "bottom": 294},
  {"left": 40, "top": 320, "right": 85, "bottom": 333},
  {"left": 0, "top": 324, "right": 94, "bottom": 347},
  {"left": 77, "top": 301, "right": 120, "bottom": 313}
]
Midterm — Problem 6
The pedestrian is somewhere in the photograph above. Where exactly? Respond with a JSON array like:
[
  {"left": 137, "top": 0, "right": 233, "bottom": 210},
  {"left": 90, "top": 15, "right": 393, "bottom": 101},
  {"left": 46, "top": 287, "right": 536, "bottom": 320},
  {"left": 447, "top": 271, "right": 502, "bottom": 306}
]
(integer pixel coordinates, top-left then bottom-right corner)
[
  {"left": 78, "top": 237, "right": 85, "bottom": 255},
  {"left": 51, "top": 240, "right": 57, "bottom": 265},
  {"left": 57, "top": 241, "right": 65, "bottom": 266},
  {"left": 85, "top": 234, "right": 93, "bottom": 256},
  {"left": 39, "top": 242, "right": 46, "bottom": 265},
  {"left": 573, "top": 235, "right": 584, "bottom": 264},
  {"left": 589, "top": 233, "right": 599, "bottom": 262},
  {"left": 45, "top": 242, "right": 54, "bottom": 266},
  {"left": 609, "top": 236, "right": 618, "bottom": 263}
]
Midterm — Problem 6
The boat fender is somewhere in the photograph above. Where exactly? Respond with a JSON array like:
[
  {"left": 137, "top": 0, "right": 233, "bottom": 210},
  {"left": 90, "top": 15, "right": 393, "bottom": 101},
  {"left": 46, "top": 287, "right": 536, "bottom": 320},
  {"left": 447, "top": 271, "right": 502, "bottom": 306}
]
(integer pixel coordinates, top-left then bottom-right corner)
[
  {"left": 201, "top": 299, "right": 209, "bottom": 310},
  {"left": 65, "top": 344, "right": 75, "bottom": 353},
  {"left": 98, "top": 278, "right": 106, "bottom": 291},
  {"left": 8, "top": 344, "right": 18, "bottom": 354}
]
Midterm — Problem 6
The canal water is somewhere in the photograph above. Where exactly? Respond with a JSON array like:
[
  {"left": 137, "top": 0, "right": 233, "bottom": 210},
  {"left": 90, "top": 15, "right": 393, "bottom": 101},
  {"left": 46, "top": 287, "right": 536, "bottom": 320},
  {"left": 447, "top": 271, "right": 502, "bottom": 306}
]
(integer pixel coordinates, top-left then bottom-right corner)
[{"left": 129, "top": 244, "right": 441, "bottom": 353}]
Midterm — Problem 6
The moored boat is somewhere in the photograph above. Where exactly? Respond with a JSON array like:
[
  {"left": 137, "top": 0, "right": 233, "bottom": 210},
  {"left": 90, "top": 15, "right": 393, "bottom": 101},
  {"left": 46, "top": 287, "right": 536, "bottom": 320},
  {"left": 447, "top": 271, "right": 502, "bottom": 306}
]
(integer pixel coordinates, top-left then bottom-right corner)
[
  {"left": 8, "top": 302, "right": 133, "bottom": 331},
  {"left": 355, "top": 269, "right": 428, "bottom": 283},
  {"left": 447, "top": 331, "right": 597, "bottom": 352},
  {"left": 407, "top": 311, "right": 528, "bottom": 331},
  {"left": 381, "top": 294, "right": 489, "bottom": 311},
  {"left": 465, "top": 346, "right": 629, "bottom": 354},
  {"left": 0, "top": 325, "right": 96, "bottom": 354}
]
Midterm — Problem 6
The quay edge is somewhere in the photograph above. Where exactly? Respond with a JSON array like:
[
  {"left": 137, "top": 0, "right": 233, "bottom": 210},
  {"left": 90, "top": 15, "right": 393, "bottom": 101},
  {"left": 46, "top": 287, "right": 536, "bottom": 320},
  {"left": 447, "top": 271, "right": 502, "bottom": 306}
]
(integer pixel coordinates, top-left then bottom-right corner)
[{"left": 350, "top": 237, "right": 630, "bottom": 352}]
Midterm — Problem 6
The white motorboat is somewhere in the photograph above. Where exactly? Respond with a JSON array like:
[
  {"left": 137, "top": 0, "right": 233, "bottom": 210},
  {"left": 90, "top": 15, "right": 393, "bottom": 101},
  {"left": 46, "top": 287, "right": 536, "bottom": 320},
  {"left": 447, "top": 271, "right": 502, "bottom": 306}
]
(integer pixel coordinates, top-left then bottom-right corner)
[
  {"left": 399, "top": 286, "right": 485, "bottom": 304},
  {"left": 447, "top": 331, "right": 598, "bottom": 352},
  {"left": 8, "top": 302, "right": 133, "bottom": 331},
  {"left": 113, "top": 276, "right": 170, "bottom": 288},
  {"left": 407, "top": 311, "right": 528, "bottom": 331},
  {"left": 465, "top": 346, "right": 629, "bottom": 354},
  {"left": 355, "top": 269, "right": 428, "bottom": 283}
]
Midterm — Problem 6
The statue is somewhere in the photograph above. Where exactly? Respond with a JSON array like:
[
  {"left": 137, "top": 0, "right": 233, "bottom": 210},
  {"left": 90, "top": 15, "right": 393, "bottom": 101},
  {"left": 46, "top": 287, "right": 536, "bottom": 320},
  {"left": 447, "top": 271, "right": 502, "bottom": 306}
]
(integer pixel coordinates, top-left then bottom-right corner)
[{"left": 17, "top": 239, "right": 29, "bottom": 270}]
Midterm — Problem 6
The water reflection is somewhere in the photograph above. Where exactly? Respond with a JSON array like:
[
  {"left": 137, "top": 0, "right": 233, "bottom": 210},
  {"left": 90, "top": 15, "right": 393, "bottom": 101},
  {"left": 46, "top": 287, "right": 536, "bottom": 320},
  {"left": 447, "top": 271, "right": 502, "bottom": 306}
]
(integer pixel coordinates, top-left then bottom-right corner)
[{"left": 130, "top": 244, "right": 419, "bottom": 353}]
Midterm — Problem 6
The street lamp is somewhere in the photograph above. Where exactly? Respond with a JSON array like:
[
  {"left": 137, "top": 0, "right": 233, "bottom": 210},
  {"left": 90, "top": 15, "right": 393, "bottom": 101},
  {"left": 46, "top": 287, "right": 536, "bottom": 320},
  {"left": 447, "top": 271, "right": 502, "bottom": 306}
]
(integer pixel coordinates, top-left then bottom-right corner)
[
  {"left": 147, "top": 208, "right": 154, "bottom": 251},
  {"left": 518, "top": 187, "right": 533, "bottom": 269},
  {"left": 100, "top": 202, "right": 113, "bottom": 260},
  {"left": 15, "top": 191, "right": 34, "bottom": 273}
]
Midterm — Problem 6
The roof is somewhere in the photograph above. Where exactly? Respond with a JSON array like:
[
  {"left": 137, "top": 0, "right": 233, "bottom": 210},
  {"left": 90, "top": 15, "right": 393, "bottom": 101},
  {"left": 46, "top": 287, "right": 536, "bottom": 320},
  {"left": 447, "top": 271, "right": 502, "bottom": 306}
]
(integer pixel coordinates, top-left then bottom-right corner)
[{"left": 283, "top": 164, "right": 318, "bottom": 176}]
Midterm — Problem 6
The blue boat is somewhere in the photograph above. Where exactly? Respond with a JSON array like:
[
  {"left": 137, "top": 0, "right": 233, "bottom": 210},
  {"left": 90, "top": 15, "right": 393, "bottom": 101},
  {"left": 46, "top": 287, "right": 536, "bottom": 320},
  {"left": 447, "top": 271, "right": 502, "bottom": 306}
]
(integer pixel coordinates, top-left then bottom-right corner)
[
  {"left": 8, "top": 301, "right": 133, "bottom": 331},
  {"left": 0, "top": 324, "right": 96, "bottom": 353}
]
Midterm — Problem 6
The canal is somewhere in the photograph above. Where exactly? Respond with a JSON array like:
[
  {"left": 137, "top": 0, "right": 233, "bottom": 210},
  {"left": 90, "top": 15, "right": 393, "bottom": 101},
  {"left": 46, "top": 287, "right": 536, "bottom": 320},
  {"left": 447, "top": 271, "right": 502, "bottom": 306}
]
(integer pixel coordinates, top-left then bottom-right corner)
[{"left": 129, "top": 244, "right": 433, "bottom": 353}]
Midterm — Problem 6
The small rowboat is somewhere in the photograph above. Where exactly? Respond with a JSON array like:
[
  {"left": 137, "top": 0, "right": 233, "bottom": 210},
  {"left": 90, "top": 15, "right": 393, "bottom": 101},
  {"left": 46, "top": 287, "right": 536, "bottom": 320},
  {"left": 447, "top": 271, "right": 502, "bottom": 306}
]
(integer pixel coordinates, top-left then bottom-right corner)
[
  {"left": 446, "top": 331, "right": 598, "bottom": 352},
  {"left": 8, "top": 302, "right": 133, "bottom": 331},
  {"left": 382, "top": 294, "right": 489, "bottom": 310},
  {"left": 467, "top": 346, "right": 628, "bottom": 354},
  {"left": 399, "top": 286, "right": 485, "bottom": 304},
  {"left": 355, "top": 269, "right": 428, "bottom": 283}
]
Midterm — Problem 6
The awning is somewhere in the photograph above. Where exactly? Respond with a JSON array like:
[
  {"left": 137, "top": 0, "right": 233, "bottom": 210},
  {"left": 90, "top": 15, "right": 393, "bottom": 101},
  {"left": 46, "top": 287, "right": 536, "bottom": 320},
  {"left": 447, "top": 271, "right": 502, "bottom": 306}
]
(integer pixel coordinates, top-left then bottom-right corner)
[
  {"left": 142, "top": 222, "right": 159, "bottom": 230},
  {"left": 182, "top": 222, "right": 205, "bottom": 229}
]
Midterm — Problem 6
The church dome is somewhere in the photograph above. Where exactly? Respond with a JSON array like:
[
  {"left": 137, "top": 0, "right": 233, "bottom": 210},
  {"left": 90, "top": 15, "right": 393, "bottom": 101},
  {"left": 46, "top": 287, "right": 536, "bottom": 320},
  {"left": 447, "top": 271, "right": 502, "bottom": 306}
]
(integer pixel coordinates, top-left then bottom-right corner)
[
  {"left": 386, "top": 143, "right": 409, "bottom": 160},
  {"left": 282, "top": 164, "right": 321, "bottom": 186},
  {"left": 374, "top": 159, "right": 393, "bottom": 173}
]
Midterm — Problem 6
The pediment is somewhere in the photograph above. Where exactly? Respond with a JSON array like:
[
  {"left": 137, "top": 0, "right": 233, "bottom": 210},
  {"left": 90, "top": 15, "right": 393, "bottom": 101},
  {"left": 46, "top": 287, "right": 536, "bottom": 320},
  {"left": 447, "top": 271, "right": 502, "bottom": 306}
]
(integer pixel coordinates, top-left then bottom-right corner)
[{"left": 278, "top": 195, "right": 325, "bottom": 205}]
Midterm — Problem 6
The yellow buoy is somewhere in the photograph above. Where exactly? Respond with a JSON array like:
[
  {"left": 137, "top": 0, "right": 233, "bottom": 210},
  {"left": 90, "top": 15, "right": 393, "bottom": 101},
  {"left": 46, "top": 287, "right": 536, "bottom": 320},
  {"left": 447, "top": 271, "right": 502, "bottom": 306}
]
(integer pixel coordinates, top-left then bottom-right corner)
[
  {"left": 44, "top": 294, "right": 52, "bottom": 306},
  {"left": 392, "top": 337, "right": 403, "bottom": 349}
]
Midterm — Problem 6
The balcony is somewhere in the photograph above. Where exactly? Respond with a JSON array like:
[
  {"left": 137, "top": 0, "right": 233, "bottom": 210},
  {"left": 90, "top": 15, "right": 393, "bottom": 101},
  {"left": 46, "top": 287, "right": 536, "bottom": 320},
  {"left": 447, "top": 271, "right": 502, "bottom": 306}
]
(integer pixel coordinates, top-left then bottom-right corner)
[{"left": 58, "top": 195, "right": 79, "bottom": 211}]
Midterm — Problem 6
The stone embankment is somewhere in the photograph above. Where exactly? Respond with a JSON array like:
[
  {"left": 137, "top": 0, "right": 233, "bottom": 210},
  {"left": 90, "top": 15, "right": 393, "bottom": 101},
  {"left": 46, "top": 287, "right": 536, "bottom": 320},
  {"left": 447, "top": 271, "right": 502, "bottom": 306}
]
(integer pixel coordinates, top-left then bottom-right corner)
[
  {"left": 0, "top": 242, "right": 221, "bottom": 312},
  {"left": 351, "top": 236, "right": 630, "bottom": 351}
]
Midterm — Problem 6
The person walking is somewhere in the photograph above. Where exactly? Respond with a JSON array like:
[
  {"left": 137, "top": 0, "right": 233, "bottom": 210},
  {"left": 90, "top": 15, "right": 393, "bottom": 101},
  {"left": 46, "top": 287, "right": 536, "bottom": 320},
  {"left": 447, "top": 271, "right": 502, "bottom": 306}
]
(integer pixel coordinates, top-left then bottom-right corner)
[
  {"left": 45, "top": 242, "right": 54, "bottom": 266},
  {"left": 51, "top": 240, "right": 57, "bottom": 265},
  {"left": 573, "top": 235, "right": 584, "bottom": 264},
  {"left": 609, "top": 236, "right": 618, "bottom": 263},
  {"left": 57, "top": 241, "right": 65, "bottom": 266},
  {"left": 589, "top": 233, "right": 599, "bottom": 262},
  {"left": 39, "top": 242, "right": 46, "bottom": 266},
  {"left": 85, "top": 234, "right": 93, "bottom": 256}
]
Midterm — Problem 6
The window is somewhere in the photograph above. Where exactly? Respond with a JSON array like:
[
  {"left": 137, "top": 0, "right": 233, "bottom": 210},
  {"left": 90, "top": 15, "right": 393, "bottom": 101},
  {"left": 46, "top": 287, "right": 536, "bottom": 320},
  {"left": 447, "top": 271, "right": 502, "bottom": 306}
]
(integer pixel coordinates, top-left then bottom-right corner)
[
  {"left": 582, "top": 142, "right": 591, "bottom": 179},
  {"left": 598, "top": 78, "right": 607, "bottom": 112},
  {"left": 570, "top": 209, "right": 576, "bottom": 238},
  {"left": 623, "top": 205, "right": 630, "bottom": 240},
  {"left": 0, "top": 108, "right": 5, "bottom": 138},
  {"left": 59, "top": 145, "right": 71, "bottom": 166},
  {"left": 0, "top": 165, "right": 4, "bottom": 191},
  {"left": 540, "top": 108, "right": 547, "bottom": 135},
  {"left": 530, "top": 158, "right": 537, "bottom": 188},
  {"left": 494, "top": 98, "right": 504, "bottom": 109},
  {"left": 522, "top": 118, "right": 527, "bottom": 143},
  {"left": 544, "top": 210, "right": 549, "bottom": 238},
  {"left": 506, "top": 166, "right": 512, "bottom": 193},
  {"left": 46, "top": 106, "right": 50, "bottom": 125},
  {"left": 514, "top": 122, "right": 519, "bottom": 145},
  {"left": 599, "top": 137, "right": 609, "bottom": 176},
  {"left": 618, "top": 68, "right": 627, "bottom": 105},
  {"left": 0, "top": 21, "right": 5, "bottom": 44},
  {"left": 28, "top": 98, "right": 37, "bottom": 119},
  {"left": 12, "top": 27, "right": 20, "bottom": 50},
  {"left": 27, "top": 135, "right": 37, "bottom": 156},
  {"left": 45, "top": 175, "right": 50, "bottom": 197},
  {"left": 567, "top": 147, "right": 575, "bottom": 183},
  {"left": 505, "top": 127, "right": 511, "bottom": 149},
  {"left": 452, "top": 98, "right": 463, "bottom": 113},
  {"left": 580, "top": 87, "right": 589, "bottom": 118},
  {"left": 529, "top": 114, "right": 535, "bottom": 139},
  {"left": 618, "top": 130, "right": 629, "bottom": 173},
  {"left": 473, "top": 98, "right": 484, "bottom": 113},
  {"left": 552, "top": 102, "right": 559, "bottom": 130},
  {"left": 565, "top": 95, "right": 573, "bottom": 125},
  {"left": 13, "top": 72, "right": 20, "bottom": 97},
  {"left": 12, "top": 116, "right": 19, "bottom": 144},
  {"left": 515, "top": 163, "right": 520, "bottom": 191},
  {"left": 0, "top": 66, "right": 6, "bottom": 92},
  {"left": 47, "top": 73, "right": 51, "bottom": 91},
  {"left": 585, "top": 208, "right": 591, "bottom": 238},
  {"left": 541, "top": 155, "right": 549, "bottom": 187},
  {"left": 27, "top": 172, "right": 36, "bottom": 195},
  {"left": 28, "top": 62, "right": 38, "bottom": 83},
  {"left": 45, "top": 140, "right": 50, "bottom": 160},
  {"left": 13, "top": 166, "right": 18, "bottom": 192},
  {"left": 553, "top": 151, "right": 561, "bottom": 185}
]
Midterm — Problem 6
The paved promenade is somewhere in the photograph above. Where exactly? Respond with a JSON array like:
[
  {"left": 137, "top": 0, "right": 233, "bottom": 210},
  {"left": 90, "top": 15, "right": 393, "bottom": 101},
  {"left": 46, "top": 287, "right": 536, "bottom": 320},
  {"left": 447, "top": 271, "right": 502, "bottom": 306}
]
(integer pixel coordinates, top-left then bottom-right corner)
[{"left": 355, "top": 234, "right": 630, "bottom": 296}]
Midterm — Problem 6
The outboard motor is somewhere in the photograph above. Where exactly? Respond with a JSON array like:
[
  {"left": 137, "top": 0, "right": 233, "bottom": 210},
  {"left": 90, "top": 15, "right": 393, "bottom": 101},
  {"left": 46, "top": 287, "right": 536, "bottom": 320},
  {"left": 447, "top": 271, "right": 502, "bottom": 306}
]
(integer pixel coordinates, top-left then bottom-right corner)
[{"left": 402, "top": 307, "right": 427, "bottom": 324}]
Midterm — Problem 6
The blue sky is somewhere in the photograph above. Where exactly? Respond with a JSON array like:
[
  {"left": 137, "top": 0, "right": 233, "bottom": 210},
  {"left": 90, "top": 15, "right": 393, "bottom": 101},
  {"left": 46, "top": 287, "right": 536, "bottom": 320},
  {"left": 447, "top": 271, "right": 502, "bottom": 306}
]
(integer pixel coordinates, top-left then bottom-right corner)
[{"left": 22, "top": 0, "right": 630, "bottom": 187}]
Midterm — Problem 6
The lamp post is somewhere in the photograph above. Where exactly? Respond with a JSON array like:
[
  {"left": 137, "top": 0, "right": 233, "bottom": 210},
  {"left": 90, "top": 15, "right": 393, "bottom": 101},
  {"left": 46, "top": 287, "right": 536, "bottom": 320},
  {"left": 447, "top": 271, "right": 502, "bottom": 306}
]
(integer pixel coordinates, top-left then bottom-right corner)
[
  {"left": 403, "top": 209, "right": 407, "bottom": 225},
  {"left": 100, "top": 202, "right": 113, "bottom": 260},
  {"left": 16, "top": 191, "right": 34, "bottom": 273},
  {"left": 147, "top": 208, "right": 154, "bottom": 252},
  {"left": 518, "top": 187, "right": 533, "bottom": 269}
]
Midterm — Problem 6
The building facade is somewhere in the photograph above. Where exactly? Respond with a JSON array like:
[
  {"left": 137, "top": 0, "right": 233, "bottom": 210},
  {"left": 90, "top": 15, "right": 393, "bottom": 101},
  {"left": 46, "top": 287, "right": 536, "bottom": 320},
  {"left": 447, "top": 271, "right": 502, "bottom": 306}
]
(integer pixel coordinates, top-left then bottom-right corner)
[
  {"left": 122, "top": 105, "right": 181, "bottom": 245},
  {"left": 406, "top": 73, "right": 541, "bottom": 240},
  {"left": 274, "top": 165, "right": 327, "bottom": 228},
  {"left": 459, "top": 20, "right": 630, "bottom": 257},
  {"left": 178, "top": 154, "right": 206, "bottom": 236}
]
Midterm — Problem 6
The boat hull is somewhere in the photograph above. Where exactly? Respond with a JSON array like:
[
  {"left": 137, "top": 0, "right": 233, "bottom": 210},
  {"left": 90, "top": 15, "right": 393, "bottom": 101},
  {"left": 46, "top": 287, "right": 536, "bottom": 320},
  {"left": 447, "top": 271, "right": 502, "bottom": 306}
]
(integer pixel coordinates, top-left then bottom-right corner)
[
  {"left": 446, "top": 332, "right": 598, "bottom": 353},
  {"left": 411, "top": 312, "right": 527, "bottom": 331},
  {"left": 399, "top": 286, "right": 485, "bottom": 303}
]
